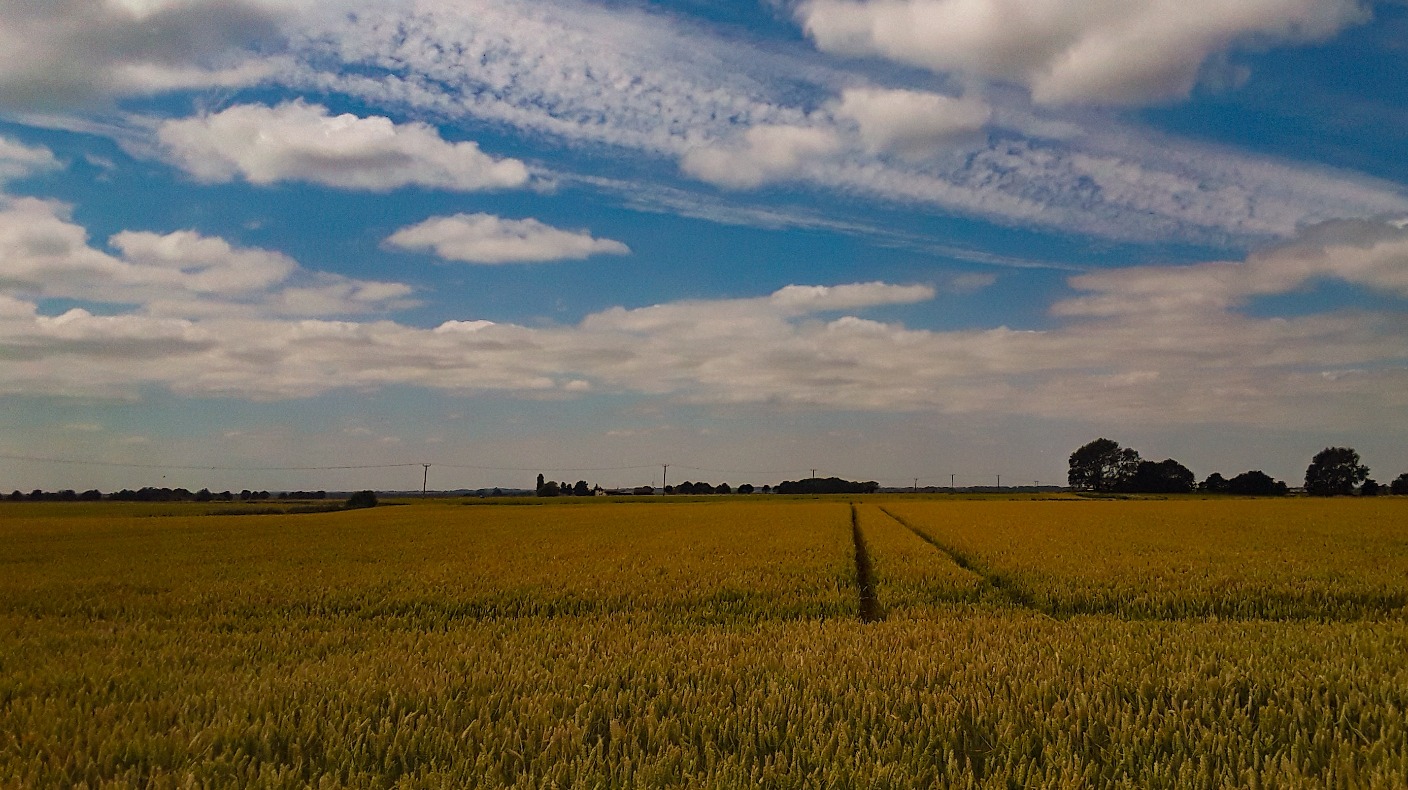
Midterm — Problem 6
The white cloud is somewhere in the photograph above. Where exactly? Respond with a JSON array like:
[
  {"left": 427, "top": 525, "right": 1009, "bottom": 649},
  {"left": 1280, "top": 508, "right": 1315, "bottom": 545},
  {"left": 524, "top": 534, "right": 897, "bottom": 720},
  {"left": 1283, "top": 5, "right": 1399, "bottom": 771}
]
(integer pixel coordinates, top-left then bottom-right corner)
[
  {"left": 386, "top": 213, "right": 630, "bottom": 264},
  {"left": 0, "top": 137, "right": 61, "bottom": 184},
  {"left": 277, "top": 0, "right": 1408, "bottom": 243},
  {"left": 832, "top": 87, "right": 990, "bottom": 157},
  {"left": 681, "top": 125, "right": 842, "bottom": 189},
  {"left": 0, "top": 0, "right": 297, "bottom": 111},
  {"left": 798, "top": 0, "right": 1369, "bottom": 105},
  {"left": 0, "top": 196, "right": 412, "bottom": 318},
  {"left": 157, "top": 101, "right": 530, "bottom": 192},
  {"left": 768, "top": 282, "right": 935, "bottom": 312},
  {"left": 1056, "top": 219, "right": 1408, "bottom": 318},
  {"left": 1, "top": 256, "right": 1405, "bottom": 427}
]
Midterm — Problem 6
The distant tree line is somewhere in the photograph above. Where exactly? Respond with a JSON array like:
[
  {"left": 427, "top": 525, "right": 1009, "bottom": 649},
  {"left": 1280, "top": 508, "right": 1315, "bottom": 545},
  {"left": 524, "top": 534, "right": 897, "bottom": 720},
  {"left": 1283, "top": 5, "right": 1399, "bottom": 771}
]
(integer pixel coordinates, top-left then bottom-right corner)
[
  {"left": 532, "top": 473, "right": 882, "bottom": 497},
  {"left": 3, "top": 488, "right": 328, "bottom": 502},
  {"left": 668, "top": 482, "right": 759, "bottom": 495},
  {"left": 1069, "top": 439, "right": 1404, "bottom": 496},
  {"left": 775, "top": 477, "right": 880, "bottom": 495},
  {"left": 535, "top": 474, "right": 602, "bottom": 497}
]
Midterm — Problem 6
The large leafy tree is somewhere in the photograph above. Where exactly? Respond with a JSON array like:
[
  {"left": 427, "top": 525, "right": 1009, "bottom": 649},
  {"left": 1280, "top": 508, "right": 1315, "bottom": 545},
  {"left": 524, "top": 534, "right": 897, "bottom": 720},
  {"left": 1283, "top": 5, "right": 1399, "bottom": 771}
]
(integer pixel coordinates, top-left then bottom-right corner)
[
  {"left": 1226, "top": 470, "right": 1288, "bottom": 497},
  {"left": 1124, "top": 459, "right": 1196, "bottom": 493},
  {"left": 1304, "top": 447, "right": 1369, "bottom": 496},
  {"left": 1068, "top": 438, "right": 1141, "bottom": 492}
]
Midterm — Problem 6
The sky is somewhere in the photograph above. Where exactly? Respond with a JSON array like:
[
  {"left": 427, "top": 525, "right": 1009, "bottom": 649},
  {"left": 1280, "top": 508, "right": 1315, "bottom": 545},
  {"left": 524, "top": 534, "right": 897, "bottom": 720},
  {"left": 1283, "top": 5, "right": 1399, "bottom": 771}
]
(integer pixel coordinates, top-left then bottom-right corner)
[{"left": 1, "top": 0, "right": 1407, "bottom": 493}]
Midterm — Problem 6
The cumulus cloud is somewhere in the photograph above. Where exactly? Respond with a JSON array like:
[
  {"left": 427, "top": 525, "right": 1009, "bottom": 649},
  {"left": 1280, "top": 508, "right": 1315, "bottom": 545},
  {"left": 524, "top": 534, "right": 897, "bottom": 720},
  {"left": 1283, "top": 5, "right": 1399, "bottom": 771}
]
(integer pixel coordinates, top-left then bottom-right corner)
[
  {"left": 681, "top": 125, "right": 842, "bottom": 189},
  {"left": 157, "top": 102, "right": 530, "bottom": 192},
  {"left": 0, "top": 0, "right": 296, "bottom": 111},
  {"left": 1, "top": 250, "right": 1405, "bottom": 427},
  {"left": 1056, "top": 219, "right": 1408, "bottom": 317},
  {"left": 0, "top": 196, "right": 411, "bottom": 318},
  {"left": 0, "top": 137, "right": 61, "bottom": 184},
  {"left": 832, "top": 87, "right": 990, "bottom": 157},
  {"left": 769, "top": 282, "right": 936, "bottom": 312},
  {"left": 798, "top": 0, "right": 1369, "bottom": 105},
  {"left": 385, "top": 213, "right": 630, "bottom": 264}
]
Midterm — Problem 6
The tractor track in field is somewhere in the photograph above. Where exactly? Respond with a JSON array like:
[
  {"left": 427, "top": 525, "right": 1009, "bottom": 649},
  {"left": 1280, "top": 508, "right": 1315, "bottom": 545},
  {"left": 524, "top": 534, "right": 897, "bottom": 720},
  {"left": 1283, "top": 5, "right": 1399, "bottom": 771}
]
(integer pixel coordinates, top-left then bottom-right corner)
[
  {"left": 876, "top": 506, "right": 1046, "bottom": 615},
  {"left": 849, "top": 504, "right": 884, "bottom": 623}
]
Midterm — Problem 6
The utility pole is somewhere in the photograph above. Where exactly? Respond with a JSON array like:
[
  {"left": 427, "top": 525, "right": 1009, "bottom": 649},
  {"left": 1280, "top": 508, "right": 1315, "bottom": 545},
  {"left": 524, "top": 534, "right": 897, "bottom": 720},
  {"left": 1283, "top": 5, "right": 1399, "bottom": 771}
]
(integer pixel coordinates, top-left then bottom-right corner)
[
  {"left": 950, "top": 473, "right": 956, "bottom": 489},
  {"left": 913, "top": 478, "right": 919, "bottom": 493},
  {"left": 996, "top": 474, "right": 1001, "bottom": 489},
  {"left": 661, "top": 464, "right": 669, "bottom": 490},
  {"left": 421, "top": 464, "right": 431, "bottom": 497},
  {"left": 811, "top": 468, "right": 817, "bottom": 479}
]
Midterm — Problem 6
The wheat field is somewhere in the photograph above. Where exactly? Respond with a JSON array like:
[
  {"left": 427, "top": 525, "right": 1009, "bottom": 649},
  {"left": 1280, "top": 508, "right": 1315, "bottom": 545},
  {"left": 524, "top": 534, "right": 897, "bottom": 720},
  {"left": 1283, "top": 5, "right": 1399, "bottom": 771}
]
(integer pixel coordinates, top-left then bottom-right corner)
[{"left": 2, "top": 496, "right": 1405, "bottom": 787}]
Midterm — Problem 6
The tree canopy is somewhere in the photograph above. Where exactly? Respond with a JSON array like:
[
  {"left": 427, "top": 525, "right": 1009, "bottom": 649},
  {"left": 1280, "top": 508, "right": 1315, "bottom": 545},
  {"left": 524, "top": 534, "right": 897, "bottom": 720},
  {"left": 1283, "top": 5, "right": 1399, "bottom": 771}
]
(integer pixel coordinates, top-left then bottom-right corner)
[
  {"left": 1067, "top": 438, "right": 1141, "bottom": 492},
  {"left": 1226, "top": 470, "right": 1288, "bottom": 497},
  {"left": 1126, "top": 459, "right": 1195, "bottom": 494},
  {"left": 1304, "top": 447, "right": 1369, "bottom": 496},
  {"left": 1391, "top": 473, "right": 1408, "bottom": 496}
]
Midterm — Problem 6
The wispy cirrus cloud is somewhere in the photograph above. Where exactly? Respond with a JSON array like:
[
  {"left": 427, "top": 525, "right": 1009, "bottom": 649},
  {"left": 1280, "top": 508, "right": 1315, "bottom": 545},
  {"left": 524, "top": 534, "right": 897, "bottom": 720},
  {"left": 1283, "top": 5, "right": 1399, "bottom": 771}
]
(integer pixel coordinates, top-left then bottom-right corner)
[{"left": 273, "top": 0, "right": 1407, "bottom": 244}]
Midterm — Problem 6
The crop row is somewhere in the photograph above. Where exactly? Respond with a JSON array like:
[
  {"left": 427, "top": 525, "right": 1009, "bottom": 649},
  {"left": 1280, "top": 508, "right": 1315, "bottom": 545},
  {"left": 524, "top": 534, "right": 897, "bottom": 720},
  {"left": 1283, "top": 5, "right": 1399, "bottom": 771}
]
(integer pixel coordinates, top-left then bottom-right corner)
[{"left": 882, "top": 499, "right": 1408, "bottom": 621}]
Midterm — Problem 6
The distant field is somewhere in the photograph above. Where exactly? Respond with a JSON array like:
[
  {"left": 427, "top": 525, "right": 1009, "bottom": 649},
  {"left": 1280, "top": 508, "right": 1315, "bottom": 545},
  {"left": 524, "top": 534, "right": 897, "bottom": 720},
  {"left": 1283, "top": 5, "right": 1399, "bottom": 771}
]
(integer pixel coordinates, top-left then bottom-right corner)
[{"left": 2, "top": 497, "right": 1406, "bottom": 787}]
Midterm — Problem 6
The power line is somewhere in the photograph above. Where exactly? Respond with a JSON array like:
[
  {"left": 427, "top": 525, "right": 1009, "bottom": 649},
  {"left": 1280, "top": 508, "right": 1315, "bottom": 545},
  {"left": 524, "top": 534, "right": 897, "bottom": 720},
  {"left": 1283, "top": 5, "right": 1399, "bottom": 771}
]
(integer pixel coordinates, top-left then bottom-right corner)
[
  {"left": 2, "top": 451, "right": 1040, "bottom": 488},
  {"left": 670, "top": 464, "right": 806, "bottom": 477},
  {"left": 0, "top": 453, "right": 421, "bottom": 472},
  {"left": 0, "top": 452, "right": 676, "bottom": 476},
  {"left": 433, "top": 462, "right": 658, "bottom": 473}
]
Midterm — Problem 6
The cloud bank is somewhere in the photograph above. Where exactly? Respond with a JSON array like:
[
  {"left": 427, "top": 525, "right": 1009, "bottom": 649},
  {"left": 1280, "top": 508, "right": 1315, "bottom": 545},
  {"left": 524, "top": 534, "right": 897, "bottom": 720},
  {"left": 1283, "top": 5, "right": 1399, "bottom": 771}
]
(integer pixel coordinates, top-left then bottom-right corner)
[{"left": 3, "top": 201, "right": 1405, "bottom": 429}]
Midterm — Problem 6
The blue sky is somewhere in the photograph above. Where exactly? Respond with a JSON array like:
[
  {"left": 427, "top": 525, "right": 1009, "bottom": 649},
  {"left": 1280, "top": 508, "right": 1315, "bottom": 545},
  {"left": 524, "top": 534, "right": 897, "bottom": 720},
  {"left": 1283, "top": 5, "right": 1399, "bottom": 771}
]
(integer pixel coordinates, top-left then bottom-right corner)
[{"left": 2, "top": 0, "right": 1407, "bottom": 492}]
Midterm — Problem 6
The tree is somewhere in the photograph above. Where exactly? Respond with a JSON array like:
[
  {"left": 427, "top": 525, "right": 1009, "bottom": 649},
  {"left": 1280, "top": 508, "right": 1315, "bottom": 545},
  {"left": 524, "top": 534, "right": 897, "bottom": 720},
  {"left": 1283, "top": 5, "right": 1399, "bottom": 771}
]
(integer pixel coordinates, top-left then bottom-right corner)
[
  {"left": 1068, "top": 439, "right": 1141, "bottom": 492},
  {"left": 775, "top": 477, "right": 879, "bottom": 495},
  {"left": 1304, "top": 447, "right": 1368, "bottom": 496},
  {"left": 539, "top": 481, "right": 560, "bottom": 497},
  {"left": 1124, "top": 459, "right": 1195, "bottom": 493},
  {"left": 1391, "top": 473, "right": 1408, "bottom": 496},
  {"left": 535, "top": 474, "right": 545, "bottom": 496},
  {"left": 1199, "top": 473, "right": 1229, "bottom": 493},
  {"left": 1360, "top": 479, "right": 1381, "bottom": 497},
  {"left": 345, "top": 490, "right": 378, "bottom": 509},
  {"left": 737, "top": 483, "right": 755, "bottom": 494},
  {"left": 1226, "top": 470, "right": 1288, "bottom": 497},
  {"left": 572, "top": 480, "right": 590, "bottom": 497},
  {"left": 716, "top": 482, "right": 732, "bottom": 494}
]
